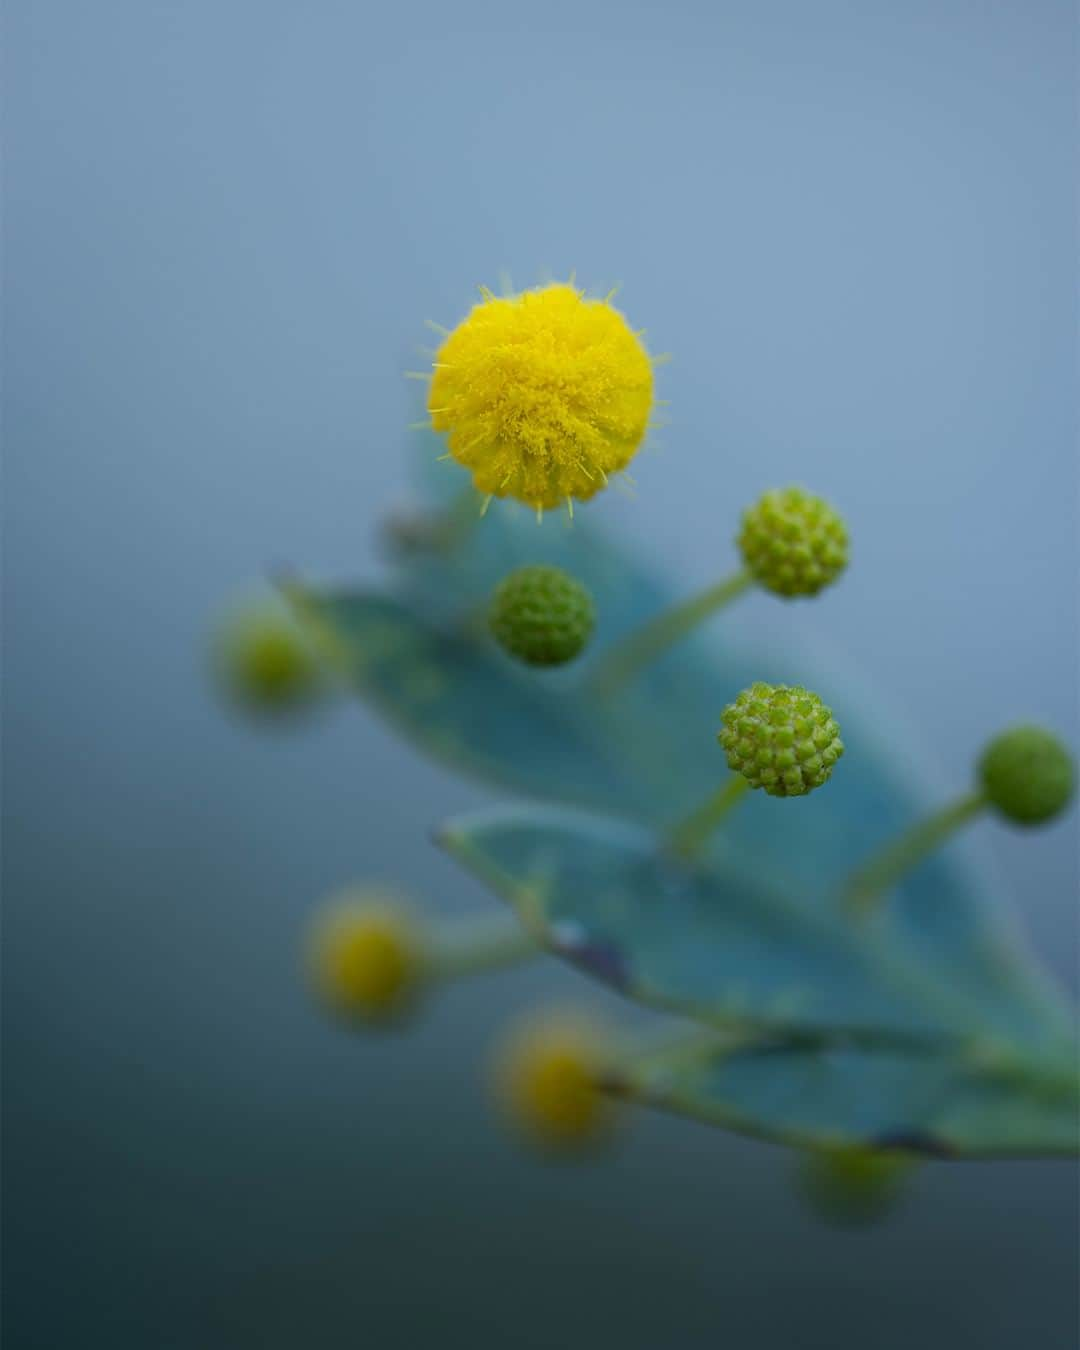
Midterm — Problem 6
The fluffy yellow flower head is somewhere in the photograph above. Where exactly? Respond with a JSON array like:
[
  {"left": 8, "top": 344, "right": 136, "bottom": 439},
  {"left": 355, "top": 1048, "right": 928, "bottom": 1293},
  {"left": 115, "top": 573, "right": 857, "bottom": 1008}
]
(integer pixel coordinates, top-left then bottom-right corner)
[
  {"left": 428, "top": 282, "right": 655, "bottom": 513},
  {"left": 492, "top": 1011, "right": 617, "bottom": 1152},
  {"left": 308, "top": 891, "right": 424, "bottom": 1023}
]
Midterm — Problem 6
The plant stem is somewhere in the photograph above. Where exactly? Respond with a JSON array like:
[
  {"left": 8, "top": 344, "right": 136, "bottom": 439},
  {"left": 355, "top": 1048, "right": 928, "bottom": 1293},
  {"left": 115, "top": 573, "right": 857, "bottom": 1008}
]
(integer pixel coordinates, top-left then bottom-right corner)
[
  {"left": 844, "top": 791, "right": 988, "bottom": 913},
  {"left": 589, "top": 568, "right": 754, "bottom": 697},
  {"left": 427, "top": 910, "right": 539, "bottom": 981},
  {"left": 668, "top": 774, "right": 750, "bottom": 860}
]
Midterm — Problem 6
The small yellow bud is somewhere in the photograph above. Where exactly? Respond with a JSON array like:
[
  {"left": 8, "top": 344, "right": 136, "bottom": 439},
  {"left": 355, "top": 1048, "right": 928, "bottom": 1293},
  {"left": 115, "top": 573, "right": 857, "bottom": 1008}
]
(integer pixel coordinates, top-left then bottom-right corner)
[
  {"left": 307, "top": 892, "right": 425, "bottom": 1024},
  {"left": 213, "top": 599, "right": 322, "bottom": 718},
  {"left": 492, "top": 1011, "right": 617, "bottom": 1152},
  {"left": 428, "top": 282, "right": 655, "bottom": 512}
]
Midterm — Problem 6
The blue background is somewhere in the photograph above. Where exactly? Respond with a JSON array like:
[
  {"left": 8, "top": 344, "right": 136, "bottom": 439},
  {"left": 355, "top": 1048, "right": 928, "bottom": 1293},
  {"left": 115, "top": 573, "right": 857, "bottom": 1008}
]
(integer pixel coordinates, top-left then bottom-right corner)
[{"left": 4, "top": 1, "right": 1077, "bottom": 1345}]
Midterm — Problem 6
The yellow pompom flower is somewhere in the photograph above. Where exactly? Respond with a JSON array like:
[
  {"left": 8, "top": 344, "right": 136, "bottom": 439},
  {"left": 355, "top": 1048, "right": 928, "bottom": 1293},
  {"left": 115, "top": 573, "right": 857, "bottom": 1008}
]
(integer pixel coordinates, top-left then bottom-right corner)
[
  {"left": 307, "top": 891, "right": 425, "bottom": 1024},
  {"left": 428, "top": 282, "right": 656, "bottom": 514},
  {"left": 492, "top": 1010, "right": 617, "bottom": 1152}
]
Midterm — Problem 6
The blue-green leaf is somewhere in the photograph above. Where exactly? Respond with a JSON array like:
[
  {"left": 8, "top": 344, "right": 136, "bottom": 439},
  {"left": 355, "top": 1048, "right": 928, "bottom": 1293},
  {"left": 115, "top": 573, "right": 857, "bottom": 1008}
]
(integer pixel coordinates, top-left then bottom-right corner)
[
  {"left": 616, "top": 1036, "right": 1080, "bottom": 1159},
  {"left": 283, "top": 586, "right": 658, "bottom": 816},
  {"left": 437, "top": 805, "right": 1075, "bottom": 1056}
]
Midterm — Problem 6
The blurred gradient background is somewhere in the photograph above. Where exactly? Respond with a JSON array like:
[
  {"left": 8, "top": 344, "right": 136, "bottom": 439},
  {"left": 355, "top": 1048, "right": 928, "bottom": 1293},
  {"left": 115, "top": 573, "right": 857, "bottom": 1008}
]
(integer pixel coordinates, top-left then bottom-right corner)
[{"left": 4, "top": 0, "right": 1078, "bottom": 1345}]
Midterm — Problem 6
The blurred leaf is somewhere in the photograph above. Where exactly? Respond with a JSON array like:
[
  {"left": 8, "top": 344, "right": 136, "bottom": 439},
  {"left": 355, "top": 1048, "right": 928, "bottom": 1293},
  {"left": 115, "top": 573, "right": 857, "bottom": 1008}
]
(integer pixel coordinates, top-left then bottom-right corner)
[
  {"left": 616, "top": 1034, "right": 1080, "bottom": 1159},
  {"left": 437, "top": 805, "right": 1076, "bottom": 1057}
]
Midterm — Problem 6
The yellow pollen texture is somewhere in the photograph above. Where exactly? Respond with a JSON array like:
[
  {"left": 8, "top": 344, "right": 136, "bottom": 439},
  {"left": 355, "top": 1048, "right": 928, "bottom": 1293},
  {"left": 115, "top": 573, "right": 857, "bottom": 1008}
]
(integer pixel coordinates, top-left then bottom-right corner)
[{"left": 428, "top": 283, "right": 654, "bottom": 511}]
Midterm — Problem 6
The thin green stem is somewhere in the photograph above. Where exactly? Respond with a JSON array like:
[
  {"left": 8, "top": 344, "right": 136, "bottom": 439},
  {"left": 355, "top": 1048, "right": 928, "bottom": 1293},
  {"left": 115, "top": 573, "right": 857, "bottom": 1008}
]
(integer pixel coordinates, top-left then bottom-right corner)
[
  {"left": 844, "top": 790, "right": 988, "bottom": 914},
  {"left": 589, "top": 568, "right": 754, "bottom": 697},
  {"left": 668, "top": 774, "right": 750, "bottom": 860},
  {"left": 427, "top": 910, "right": 539, "bottom": 981}
]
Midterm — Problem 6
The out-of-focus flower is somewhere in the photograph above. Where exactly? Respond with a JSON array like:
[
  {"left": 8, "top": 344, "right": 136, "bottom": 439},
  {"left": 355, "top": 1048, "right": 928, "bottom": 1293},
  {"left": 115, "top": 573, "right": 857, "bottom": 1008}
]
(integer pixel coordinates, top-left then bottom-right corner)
[
  {"left": 307, "top": 891, "right": 426, "bottom": 1024},
  {"left": 489, "top": 565, "right": 595, "bottom": 667},
  {"left": 491, "top": 1009, "right": 618, "bottom": 1153},
  {"left": 978, "top": 726, "right": 1076, "bottom": 826},
  {"left": 797, "top": 1145, "right": 914, "bottom": 1226},
  {"left": 214, "top": 600, "right": 322, "bottom": 718}
]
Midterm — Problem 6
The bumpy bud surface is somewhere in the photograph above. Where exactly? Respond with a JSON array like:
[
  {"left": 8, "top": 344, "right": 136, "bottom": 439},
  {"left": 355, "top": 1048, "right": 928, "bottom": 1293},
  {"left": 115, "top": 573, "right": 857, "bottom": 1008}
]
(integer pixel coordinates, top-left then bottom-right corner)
[
  {"left": 489, "top": 565, "right": 596, "bottom": 667},
  {"left": 308, "top": 892, "right": 425, "bottom": 1023},
  {"left": 216, "top": 604, "right": 321, "bottom": 716},
  {"left": 719, "top": 682, "right": 843, "bottom": 797},
  {"left": 978, "top": 726, "right": 1076, "bottom": 826},
  {"left": 738, "top": 486, "right": 848, "bottom": 598},
  {"left": 492, "top": 1012, "right": 616, "bottom": 1153}
]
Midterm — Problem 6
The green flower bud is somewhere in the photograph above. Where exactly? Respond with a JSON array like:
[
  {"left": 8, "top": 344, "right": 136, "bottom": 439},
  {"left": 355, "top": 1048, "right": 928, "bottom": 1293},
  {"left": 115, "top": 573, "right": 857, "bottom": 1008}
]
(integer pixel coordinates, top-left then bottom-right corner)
[
  {"left": 215, "top": 602, "right": 322, "bottom": 717},
  {"left": 797, "top": 1147, "right": 914, "bottom": 1227},
  {"left": 489, "top": 565, "right": 595, "bottom": 667},
  {"left": 738, "top": 486, "right": 848, "bottom": 598},
  {"left": 978, "top": 726, "right": 1076, "bottom": 826},
  {"left": 719, "top": 682, "right": 843, "bottom": 797}
]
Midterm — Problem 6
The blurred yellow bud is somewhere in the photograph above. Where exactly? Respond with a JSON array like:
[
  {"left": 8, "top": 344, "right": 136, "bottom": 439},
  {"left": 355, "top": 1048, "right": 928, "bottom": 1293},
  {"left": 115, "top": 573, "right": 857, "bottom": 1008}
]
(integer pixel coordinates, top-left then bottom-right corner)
[
  {"left": 308, "top": 892, "right": 425, "bottom": 1024},
  {"left": 213, "top": 599, "right": 322, "bottom": 718},
  {"left": 492, "top": 1011, "right": 617, "bottom": 1153},
  {"left": 797, "top": 1145, "right": 914, "bottom": 1226}
]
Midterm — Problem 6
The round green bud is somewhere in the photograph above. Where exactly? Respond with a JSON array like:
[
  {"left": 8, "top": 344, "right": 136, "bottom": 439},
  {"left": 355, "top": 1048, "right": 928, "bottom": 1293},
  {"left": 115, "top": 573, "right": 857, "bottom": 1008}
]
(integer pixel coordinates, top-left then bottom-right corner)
[
  {"left": 738, "top": 486, "right": 848, "bottom": 598},
  {"left": 719, "top": 682, "right": 843, "bottom": 798},
  {"left": 797, "top": 1147, "right": 913, "bottom": 1227},
  {"left": 215, "top": 603, "right": 321, "bottom": 717},
  {"left": 489, "top": 565, "right": 595, "bottom": 667},
  {"left": 978, "top": 726, "right": 1075, "bottom": 826}
]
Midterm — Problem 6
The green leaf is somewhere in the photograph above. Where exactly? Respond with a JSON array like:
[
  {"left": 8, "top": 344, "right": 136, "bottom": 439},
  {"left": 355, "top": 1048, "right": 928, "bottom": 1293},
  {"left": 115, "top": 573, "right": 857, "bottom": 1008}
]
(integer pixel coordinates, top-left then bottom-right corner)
[
  {"left": 283, "top": 586, "right": 658, "bottom": 817},
  {"left": 616, "top": 1035, "right": 1080, "bottom": 1159},
  {"left": 437, "top": 805, "right": 1075, "bottom": 1055}
]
